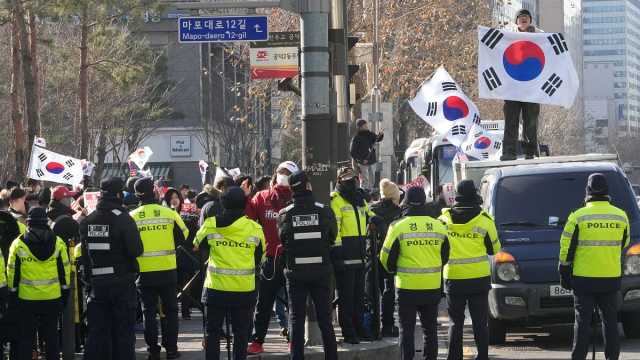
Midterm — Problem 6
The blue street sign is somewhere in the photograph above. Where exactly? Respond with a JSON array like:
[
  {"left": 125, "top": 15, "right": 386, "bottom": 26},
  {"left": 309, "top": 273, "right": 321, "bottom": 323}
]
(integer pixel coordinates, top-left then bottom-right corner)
[{"left": 178, "top": 16, "right": 269, "bottom": 43}]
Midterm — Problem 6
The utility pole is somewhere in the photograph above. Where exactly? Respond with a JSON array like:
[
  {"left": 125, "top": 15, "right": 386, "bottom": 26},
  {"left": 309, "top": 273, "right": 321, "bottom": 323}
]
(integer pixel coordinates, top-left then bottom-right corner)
[
  {"left": 369, "top": 0, "right": 382, "bottom": 181},
  {"left": 330, "top": 0, "right": 350, "bottom": 163},
  {"left": 299, "top": 0, "right": 332, "bottom": 345}
]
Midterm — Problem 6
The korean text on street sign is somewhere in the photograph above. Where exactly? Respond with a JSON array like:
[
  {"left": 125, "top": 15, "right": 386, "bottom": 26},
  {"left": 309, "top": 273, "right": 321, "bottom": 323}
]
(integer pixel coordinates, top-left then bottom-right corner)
[
  {"left": 179, "top": 16, "right": 268, "bottom": 43},
  {"left": 250, "top": 31, "right": 300, "bottom": 79}
]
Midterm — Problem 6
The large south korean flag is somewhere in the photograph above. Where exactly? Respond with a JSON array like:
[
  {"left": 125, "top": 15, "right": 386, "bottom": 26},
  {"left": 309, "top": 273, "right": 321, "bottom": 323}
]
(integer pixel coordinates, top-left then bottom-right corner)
[
  {"left": 409, "top": 67, "right": 480, "bottom": 147},
  {"left": 28, "top": 146, "right": 84, "bottom": 185},
  {"left": 478, "top": 26, "right": 579, "bottom": 108}
]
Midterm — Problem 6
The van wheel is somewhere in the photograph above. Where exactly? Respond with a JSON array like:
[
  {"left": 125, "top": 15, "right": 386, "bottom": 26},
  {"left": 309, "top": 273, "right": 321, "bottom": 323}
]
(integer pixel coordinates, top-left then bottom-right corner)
[
  {"left": 622, "top": 311, "right": 640, "bottom": 339},
  {"left": 489, "top": 317, "right": 507, "bottom": 345}
]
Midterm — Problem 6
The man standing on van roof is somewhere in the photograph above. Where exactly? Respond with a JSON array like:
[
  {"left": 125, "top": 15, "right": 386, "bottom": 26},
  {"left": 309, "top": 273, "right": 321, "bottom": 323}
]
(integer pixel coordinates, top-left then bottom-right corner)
[
  {"left": 559, "top": 173, "right": 630, "bottom": 360},
  {"left": 501, "top": 8, "right": 540, "bottom": 161}
]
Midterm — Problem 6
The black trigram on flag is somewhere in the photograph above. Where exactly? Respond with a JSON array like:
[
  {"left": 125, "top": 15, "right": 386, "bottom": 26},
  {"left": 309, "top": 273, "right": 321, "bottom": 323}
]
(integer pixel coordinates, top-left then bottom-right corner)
[
  {"left": 482, "top": 67, "right": 502, "bottom": 91},
  {"left": 63, "top": 173, "right": 74, "bottom": 181},
  {"left": 451, "top": 125, "right": 467, "bottom": 136},
  {"left": 494, "top": 141, "right": 502, "bottom": 150},
  {"left": 425, "top": 102, "right": 437, "bottom": 117},
  {"left": 542, "top": 73, "right": 563, "bottom": 96},
  {"left": 35, "top": 169, "right": 44, "bottom": 177},
  {"left": 481, "top": 28, "right": 504, "bottom": 49},
  {"left": 38, "top": 153, "right": 47, "bottom": 162},
  {"left": 548, "top": 33, "right": 568, "bottom": 55},
  {"left": 481, "top": 152, "right": 489, "bottom": 159},
  {"left": 442, "top": 82, "right": 457, "bottom": 91},
  {"left": 65, "top": 159, "right": 75, "bottom": 167},
  {"left": 465, "top": 144, "right": 472, "bottom": 152},
  {"left": 472, "top": 113, "right": 481, "bottom": 125}
]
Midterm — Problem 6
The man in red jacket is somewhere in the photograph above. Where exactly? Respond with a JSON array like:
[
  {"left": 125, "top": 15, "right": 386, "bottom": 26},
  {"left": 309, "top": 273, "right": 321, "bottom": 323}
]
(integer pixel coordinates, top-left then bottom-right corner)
[{"left": 247, "top": 161, "right": 298, "bottom": 354}]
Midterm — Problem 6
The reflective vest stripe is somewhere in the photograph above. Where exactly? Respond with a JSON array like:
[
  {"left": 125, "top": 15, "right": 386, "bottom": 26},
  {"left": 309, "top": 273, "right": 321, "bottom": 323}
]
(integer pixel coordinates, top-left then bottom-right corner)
[
  {"left": 21, "top": 278, "right": 59, "bottom": 286},
  {"left": 247, "top": 236, "right": 261, "bottom": 245},
  {"left": 397, "top": 266, "right": 441, "bottom": 274},
  {"left": 206, "top": 234, "right": 223, "bottom": 240},
  {"left": 344, "top": 259, "right": 363, "bottom": 265},
  {"left": 381, "top": 247, "right": 390, "bottom": 254},
  {"left": 560, "top": 260, "right": 572, "bottom": 265},
  {"left": 295, "top": 257, "right": 323, "bottom": 264},
  {"left": 447, "top": 255, "right": 488, "bottom": 265},
  {"left": 92, "top": 267, "right": 114, "bottom": 276},
  {"left": 578, "top": 240, "right": 622, "bottom": 247},
  {"left": 398, "top": 232, "right": 447, "bottom": 240},
  {"left": 340, "top": 206, "right": 352, "bottom": 212},
  {"left": 562, "top": 231, "right": 574, "bottom": 238},
  {"left": 141, "top": 250, "right": 176, "bottom": 257},
  {"left": 293, "top": 232, "right": 322, "bottom": 240},
  {"left": 88, "top": 243, "right": 111, "bottom": 250},
  {"left": 17, "top": 249, "right": 28, "bottom": 258},
  {"left": 577, "top": 214, "right": 627, "bottom": 223},
  {"left": 207, "top": 266, "right": 254, "bottom": 276},
  {"left": 136, "top": 218, "right": 173, "bottom": 226},
  {"left": 472, "top": 227, "right": 488, "bottom": 236}
]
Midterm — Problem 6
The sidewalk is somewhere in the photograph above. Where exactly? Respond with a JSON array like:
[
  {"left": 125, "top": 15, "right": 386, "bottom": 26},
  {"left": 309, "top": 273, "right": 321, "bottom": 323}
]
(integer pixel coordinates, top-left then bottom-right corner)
[{"left": 133, "top": 310, "right": 400, "bottom": 360}]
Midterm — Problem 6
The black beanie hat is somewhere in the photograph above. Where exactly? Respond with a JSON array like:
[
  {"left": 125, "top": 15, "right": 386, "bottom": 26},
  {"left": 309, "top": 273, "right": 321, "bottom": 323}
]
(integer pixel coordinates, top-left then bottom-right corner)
[
  {"left": 405, "top": 187, "right": 426, "bottom": 207},
  {"left": 516, "top": 8, "right": 532, "bottom": 21},
  {"left": 134, "top": 177, "right": 155, "bottom": 198},
  {"left": 27, "top": 207, "right": 49, "bottom": 228},
  {"left": 586, "top": 173, "right": 608, "bottom": 196},
  {"left": 221, "top": 187, "right": 246, "bottom": 211},
  {"left": 290, "top": 170, "right": 309, "bottom": 193},
  {"left": 101, "top": 177, "right": 125, "bottom": 196},
  {"left": 455, "top": 180, "right": 483, "bottom": 204}
]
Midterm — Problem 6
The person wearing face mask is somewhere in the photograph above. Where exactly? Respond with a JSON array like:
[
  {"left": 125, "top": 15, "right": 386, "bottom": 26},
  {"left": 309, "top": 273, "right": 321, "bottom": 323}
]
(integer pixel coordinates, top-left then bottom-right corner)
[
  {"left": 8, "top": 187, "right": 28, "bottom": 233},
  {"left": 331, "top": 166, "right": 376, "bottom": 344},
  {"left": 247, "top": 161, "right": 298, "bottom": 354}
]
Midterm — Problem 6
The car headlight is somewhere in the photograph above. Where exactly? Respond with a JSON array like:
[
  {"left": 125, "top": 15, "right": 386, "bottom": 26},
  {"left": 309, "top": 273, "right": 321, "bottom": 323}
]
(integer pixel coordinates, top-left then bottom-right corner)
[
  {"left": 626, "top": 244, "right": 640, "bottom": 276},
  {"left": 495, "top": 251, "right": 520, "bottom": 282}
]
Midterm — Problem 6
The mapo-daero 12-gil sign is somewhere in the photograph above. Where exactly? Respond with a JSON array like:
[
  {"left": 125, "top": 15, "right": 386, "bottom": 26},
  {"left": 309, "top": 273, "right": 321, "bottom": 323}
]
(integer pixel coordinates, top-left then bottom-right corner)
[{"left": 178, "top": 16, "right": 269, "bottom": 43}]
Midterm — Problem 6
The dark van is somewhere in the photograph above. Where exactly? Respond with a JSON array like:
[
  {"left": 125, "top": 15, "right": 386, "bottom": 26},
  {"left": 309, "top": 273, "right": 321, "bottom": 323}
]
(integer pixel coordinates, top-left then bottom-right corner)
[{"left": 479, "top": 162, "right": 640, "bottom": 344}]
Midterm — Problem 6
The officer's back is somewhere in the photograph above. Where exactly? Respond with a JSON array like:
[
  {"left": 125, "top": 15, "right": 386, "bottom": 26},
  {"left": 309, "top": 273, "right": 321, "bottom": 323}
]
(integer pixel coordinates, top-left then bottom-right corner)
[
  {"left": 79, "top": 177, "right": 143, "bottom": 286},
  {"left": 79, "top": 177, "right": 143, "bottom": 360}
]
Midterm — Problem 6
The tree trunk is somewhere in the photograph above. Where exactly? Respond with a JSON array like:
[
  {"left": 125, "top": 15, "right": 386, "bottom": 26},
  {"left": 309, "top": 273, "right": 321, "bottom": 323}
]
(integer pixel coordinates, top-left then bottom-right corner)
[
  {"left": 13, "top": 0, "right": 40, "bottom": 151},
  {"left": 29, "top": 11, "right": 41, "bottom": 132},
  {"left": 78, "top": 3, "right": 89, "bottom": 159},
  {"left": 94, "top": 127, "right": 107, "bottom": 186},
  {"left": 11, "top": 15, "right": 25, "bottom": 181}
]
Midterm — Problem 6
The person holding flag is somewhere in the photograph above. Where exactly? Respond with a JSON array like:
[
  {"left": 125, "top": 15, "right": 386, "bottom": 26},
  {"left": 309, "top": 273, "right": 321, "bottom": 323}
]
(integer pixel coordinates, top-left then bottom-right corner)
[{"left": 501, "top": 9, "right": 541, "bottom": 161}]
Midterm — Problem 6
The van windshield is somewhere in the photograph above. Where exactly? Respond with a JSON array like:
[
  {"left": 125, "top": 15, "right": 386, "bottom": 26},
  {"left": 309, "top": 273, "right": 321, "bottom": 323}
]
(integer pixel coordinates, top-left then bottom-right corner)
[
  {"left": 435, "top": 145, "right": 456, "bottom": 186},
  {"left": 494, "top": 171, "right": 639, "bottom": 228}
]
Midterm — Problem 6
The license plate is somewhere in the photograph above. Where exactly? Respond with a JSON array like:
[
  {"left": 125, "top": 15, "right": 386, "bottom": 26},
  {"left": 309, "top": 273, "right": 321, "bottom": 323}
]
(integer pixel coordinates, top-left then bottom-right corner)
[{"left": 549, "top": 285, "right": 573, "bottom": 297}]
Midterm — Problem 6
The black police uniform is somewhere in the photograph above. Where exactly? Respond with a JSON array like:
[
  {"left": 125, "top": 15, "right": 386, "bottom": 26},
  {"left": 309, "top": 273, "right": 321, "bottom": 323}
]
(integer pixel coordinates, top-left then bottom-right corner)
[
  {"left": 79, "top": 178, "right": 144, "bottom": 360},
  {"left": 278, "top": 171, "right": 338, "bottom": 360}
]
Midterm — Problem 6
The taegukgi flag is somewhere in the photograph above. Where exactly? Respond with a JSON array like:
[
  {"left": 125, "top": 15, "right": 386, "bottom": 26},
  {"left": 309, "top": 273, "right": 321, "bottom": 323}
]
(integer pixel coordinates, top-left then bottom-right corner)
[
  {"left": 409, "top": 66, "right": 480, "bottom": 147},
  {"left": 478, "top": 26, "right": 579, "bottom": 108},
  {"left": 28, "top": 146, "right": 84, "bottom": 185},
  {"left": 459, "top": 124, "right": 504, "bottom": 161}
]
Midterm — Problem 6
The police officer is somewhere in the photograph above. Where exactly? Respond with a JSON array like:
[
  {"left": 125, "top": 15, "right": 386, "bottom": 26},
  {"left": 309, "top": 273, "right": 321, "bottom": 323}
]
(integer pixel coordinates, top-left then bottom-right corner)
[
  {"left": 439, "top": 180, "right": 500, "bottom": 360},
  {"left": 194, "top": 187, "right": 265, "bottom": 360},
  {"left": 380, "top": 187, "right": 448, "bottom": 360},
  {"left": 278, "top": 171, "right": 338, "bottom": 359},
  {"left": 79, "top": 177, "right": 144, "bottom": 360},
  {"left": 7, "top": 207, "right": 71, "bottom": 360},
  {"left": 331, "top": 167, "right": 373, "bottom": 343},
  {"left": 131, "top": 177, "right": 189, "bottom": 360},
  {"left": 559, "top": 173, "right": 630, "bottom": 360}
]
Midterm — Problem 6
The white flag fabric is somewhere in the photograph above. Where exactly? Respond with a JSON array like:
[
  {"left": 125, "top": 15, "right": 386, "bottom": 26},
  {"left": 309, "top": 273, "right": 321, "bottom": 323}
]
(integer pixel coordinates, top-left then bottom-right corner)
[
  {"left": 198, "top": 160, "right": 209, "bottom": 185},
  {"left": 478, "top": 26, "right": 579, "bottom": 108},
  {"left": 28, "top": 146, "right": 84, "bottom": 185},
  {"left": 409, "top": 67, "right": 480, "bottom": 146},
  {"left": 460, "top": 124, "right": 504, "bottom": 161},
  {"left": 129, "top": 147, "right": 153, "bottom": 170},
  {"left": 34, "top": 137, "right": 47, "bottom": 148}
]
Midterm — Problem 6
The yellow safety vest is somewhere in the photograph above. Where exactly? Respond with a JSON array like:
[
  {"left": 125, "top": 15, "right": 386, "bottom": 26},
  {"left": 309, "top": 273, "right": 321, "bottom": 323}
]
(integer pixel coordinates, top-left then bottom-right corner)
[
  {"left": 0, "top": 248, "right": 6, "bottom": 290},
  {"left": 7, "top": 236, "right": 71, "bottom": 301},
  {"left": 380, "top": 216, "right": 448, "bottom": 290},
  {"left": 194, "top": 216, "right": 265, "bottom": 292},
  {"left": 439, "top": 209, "right": 501, "bottom": 280},
  {"left": 560, "top": 201, "right": 630, "bottom": 278},
  {"left": 130, "top": 204, "right": 189, "bottom": 273},
  {"left": 17, "top": 222, "right": 26, "bottom": 236},
  {"left": 330, "top": 192, "right": 372, "bottom": 266}
]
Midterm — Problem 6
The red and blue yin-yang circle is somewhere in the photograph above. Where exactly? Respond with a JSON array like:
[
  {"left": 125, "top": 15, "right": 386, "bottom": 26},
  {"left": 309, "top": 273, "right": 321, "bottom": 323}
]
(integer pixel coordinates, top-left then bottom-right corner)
[
  {"left": 442, "top": 96, "right": 469, "bottom": 121},
  {"left": 503, "top": 41, "right": 545, "bottom": 81},
  {"left": 45, "top": 162, "right": 65, "bottom": 174},
  {"left": 474, "top": 136, "right": 492, "bottom": 150}
]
